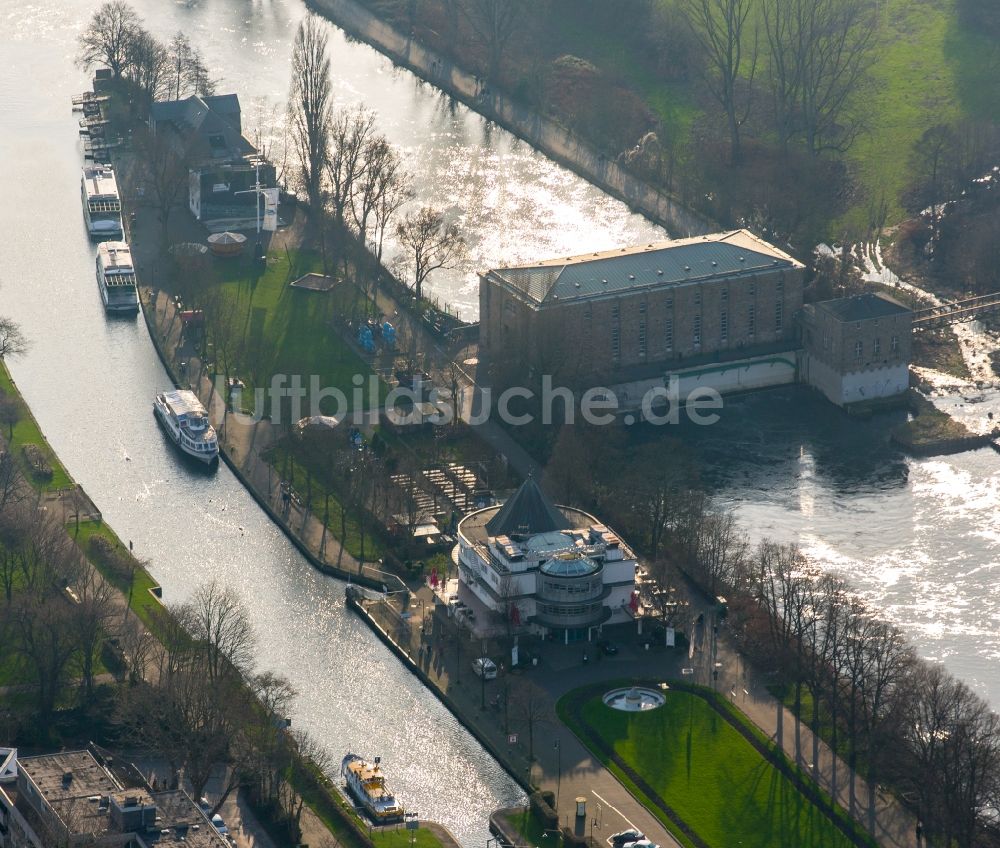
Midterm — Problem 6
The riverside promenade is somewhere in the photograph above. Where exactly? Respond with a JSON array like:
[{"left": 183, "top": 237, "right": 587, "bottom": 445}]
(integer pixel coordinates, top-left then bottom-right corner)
[{"left": 352, "top": 582, "right": 919, "bottom": 848}]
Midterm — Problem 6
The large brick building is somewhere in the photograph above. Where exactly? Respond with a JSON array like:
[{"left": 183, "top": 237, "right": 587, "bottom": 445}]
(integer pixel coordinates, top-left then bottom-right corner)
[{"left": 479, "top": 230, "right": 806, "bottom": 388}]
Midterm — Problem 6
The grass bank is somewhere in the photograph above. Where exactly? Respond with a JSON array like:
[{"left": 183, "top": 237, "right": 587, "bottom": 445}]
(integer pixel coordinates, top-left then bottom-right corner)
[
  {"left": 891, "top": 390, "right": 991, "bottom": 455},
  {"left": 560, "top": 683, "right": 873, "bottom": 848},
  {"left": 69, "top": 520, "right": 165, "bottom": 635},
  {"left": 0, "top": 361, "right": 73, "bottom": 490},
  {"left": 204, "top": 247, "right": 386, "bottom": 416}
]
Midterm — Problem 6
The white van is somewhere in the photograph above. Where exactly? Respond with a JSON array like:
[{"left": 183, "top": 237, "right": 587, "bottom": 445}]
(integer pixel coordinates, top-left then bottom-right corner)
[{"left": 472, "top": 657, "right": 498, "bottom": 679}]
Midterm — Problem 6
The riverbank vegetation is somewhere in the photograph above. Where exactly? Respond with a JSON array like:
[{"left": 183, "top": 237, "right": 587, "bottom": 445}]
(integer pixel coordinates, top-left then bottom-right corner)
[
  {"left": 541, "top": 419, "right": 1000, "bottom": 845},
  {"left": 688, "top": 535, "right": 999, "bottom": 847},
  {"left": 0, "top": 362, "right": 72, "bottom": 490},
  {"left": 359, "top": 0, "right": 1000, "bottom": 249},
  {"left": 560, "top": 685, "right": 868, "bottom": 848}
]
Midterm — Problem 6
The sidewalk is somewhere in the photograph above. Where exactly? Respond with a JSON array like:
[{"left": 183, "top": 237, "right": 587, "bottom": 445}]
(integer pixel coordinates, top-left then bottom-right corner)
[
  {"left": 363, "top": 580, "right": 919, "bottom": 848},
  {"left": 357, "top": 586, "right": 682, "bottom": 848},
  {"left": 141, "top": 286, "right": 372, "bottom": 582}
]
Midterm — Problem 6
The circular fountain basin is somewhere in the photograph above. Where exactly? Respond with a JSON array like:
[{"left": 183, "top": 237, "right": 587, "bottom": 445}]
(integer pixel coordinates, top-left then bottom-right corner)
[{"left": 603, "top": 686, "right": 666, "bottom": 712}]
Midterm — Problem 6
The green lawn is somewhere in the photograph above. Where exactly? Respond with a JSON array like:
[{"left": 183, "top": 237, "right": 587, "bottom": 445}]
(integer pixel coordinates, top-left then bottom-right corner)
[
  {"left": 69, "top": 520, "right": 165, "bottom": 635},
  {"left": 839, "top": 0, "right": 1000, "bottom": 232},
  {"left": 205, "top": 248, "right": 386, "bottom": 417},
  {"left": 374, "top": 828, "right": 447, "bottom": 848},
  {"left": 0, "top": 362, "right": 73, "bottom": 491},
  {"left": 550, "top": 0, "right": 1000, "bottom": 237},
  {"left": 564, "top": 687, "right": 867, "bottom": 848}
]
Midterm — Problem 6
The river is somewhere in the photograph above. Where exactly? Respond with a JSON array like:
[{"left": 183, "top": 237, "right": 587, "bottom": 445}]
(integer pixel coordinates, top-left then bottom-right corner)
[{"left": 2, "top": 1, "right": 1000, "bottom": 843}]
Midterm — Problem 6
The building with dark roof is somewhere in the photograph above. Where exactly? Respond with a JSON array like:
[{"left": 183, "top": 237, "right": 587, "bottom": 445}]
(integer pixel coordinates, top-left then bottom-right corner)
[
  {"left": 456, "top": 478, "right": 636, "bottom": 642},
  {"left": 149, "top": 93, "right": 274, "bottom": 226},
  {"left": 0, "top": 749, "right": 227, "bottom": 848},
  {"left": 800, "top": 292, "right": 912, "bottom": 405},
  {"left": 479, "top": 229, "right": 806, "bottom": 389}
]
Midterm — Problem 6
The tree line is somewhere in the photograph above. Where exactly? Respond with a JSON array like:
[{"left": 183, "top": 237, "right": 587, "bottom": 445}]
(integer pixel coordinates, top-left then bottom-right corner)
[
  {"left": 287, "top": 14, "right": 465, "bottom": 301},
  {"left": 726, "top": 543, "right": 1000, "bottom": 848},
  {"left": 544, "top": 423, "right": 1000, "bottom": 848},
  {"left": 77, "top": 1, "right": 216, "bottom": 115}
]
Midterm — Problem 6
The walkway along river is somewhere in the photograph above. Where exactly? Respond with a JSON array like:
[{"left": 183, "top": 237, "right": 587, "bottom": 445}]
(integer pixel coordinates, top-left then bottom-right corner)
[
  {"left": 0, "top": 0, "right": 674, "bottom": 843},
  {"left": 3, "top": 6, "right": 1000, "bottom": 846}
]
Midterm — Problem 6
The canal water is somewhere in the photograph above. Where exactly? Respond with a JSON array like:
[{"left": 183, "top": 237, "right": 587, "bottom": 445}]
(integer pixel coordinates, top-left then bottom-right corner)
[{"left": 2, "top": 6, "right": 1000, "bottom": 846}]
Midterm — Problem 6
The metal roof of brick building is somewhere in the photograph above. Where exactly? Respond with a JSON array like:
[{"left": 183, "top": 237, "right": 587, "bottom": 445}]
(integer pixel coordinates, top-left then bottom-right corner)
[
  {"left": 486, "top": 229, "right": 804, "bottom": 305},
  {"left": 812, "top": 292, "right": 911, "bottom": 322}
]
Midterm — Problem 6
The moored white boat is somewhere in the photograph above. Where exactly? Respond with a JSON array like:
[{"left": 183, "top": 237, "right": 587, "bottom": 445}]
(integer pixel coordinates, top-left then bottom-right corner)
[
  {"left": 153, "top": 390, "right": 219, "bottom": 465},
  {"left": 340, "top": 754, "right": 404, "bottom": 824},
  {"left": 81, "top": 164, "right": 122, "bottom": 237},
  {"left": 95, "top": 241, "right": 139, "bottom": 313}
]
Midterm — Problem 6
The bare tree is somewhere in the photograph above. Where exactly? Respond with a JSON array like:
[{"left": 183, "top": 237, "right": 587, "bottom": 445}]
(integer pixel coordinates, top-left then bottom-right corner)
[
  {"left": 288, "top": 14, "right": 333, "bottom": 215},
  {"left": 132, "top": 125, "right": 190, "bottom": 247},
  {"left": 762, "top": 0, "right": 877, "bottom": 155},
  {"left": 76, "top": 0, "right": 141, "bottom": 79},
  {"left": 695, "top": 508, "right": 749, "bottom": 595},
  {"left": 0, "top": 317, "right": 29, "bottom": 360},
  {"left": 909, "top": 124, "right": 958, "bottom": 231},
  {"left": 682, "top": 0, "right": 758, "bottom": 165},
  {"left": 166, "top": 32, "right": 215, "bottom": 100},
  {"left": 12, "top": 595, "right": 80, "bottom": 718},
  {"left": 327, "top": 105, "right": 378, "bottom": 243},
  {"left": 118, "top": 614, "right": 157, "bottom": 684},
  {"left": 186, "top": 579, "right": 257, "bottom": 683},
  {"left": 464, "top": 0, "right": 529, "bottom": 81},
  {"left": 856, "top": 619, "right": 913, "bottom": 836},
  {"left": 394, "top": 207, "right": 465, "bottom": 301},
  {"left": 0, "top": 451, "right": 24, "bottom": 516},
  {"left": 902, "top": 663, "right": 1000, "bottom": 847},
  {"left": 0, "top": 395, "right": 21, "bottom": 439},
  {"left": 70, "top": 565, "right": 117, "bottom": 703},
  {"left": 123, "top": 27, "right": 170, "bottom": 113},
  {"left": 509, "top": 680, "right": 553, "bottom": 761},
  {"left": 643, "top": 558, "right": 684, "bottom": 632}
]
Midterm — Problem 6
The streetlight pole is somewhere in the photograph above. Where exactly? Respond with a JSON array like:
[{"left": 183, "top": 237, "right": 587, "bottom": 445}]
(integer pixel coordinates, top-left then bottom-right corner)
[
  {"left": 554, "top": 738, "right": 561, "bottom": 808},
  {"left": 233, "top": 156, "right": 266, "bottom": 263}
]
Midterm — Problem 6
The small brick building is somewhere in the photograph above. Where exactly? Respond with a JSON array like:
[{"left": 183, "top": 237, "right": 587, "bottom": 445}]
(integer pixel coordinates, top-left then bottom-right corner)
[
  {"left": 800, "top": 292, "right": 912, "bottom": 405},
  {"left": 479, "top": 230, "right": 806, "bottom": 387}
]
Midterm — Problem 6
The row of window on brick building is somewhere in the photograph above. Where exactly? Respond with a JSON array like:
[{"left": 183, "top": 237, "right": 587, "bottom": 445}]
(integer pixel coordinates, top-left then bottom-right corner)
[
  {"left": 824, "top": 334, "right": 901, "bottom": 361},
  {"left": 593, "top": 282, "right": 784, "bottom": 359}
]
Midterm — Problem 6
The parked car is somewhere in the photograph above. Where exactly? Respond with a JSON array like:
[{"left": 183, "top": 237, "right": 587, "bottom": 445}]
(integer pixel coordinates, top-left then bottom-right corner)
[
  {"left": 597, "top": 639, "right": 619, "bottom": 656},
  {"left": 472, "top": 657, "right": 498, "bottom": 679},
  {"left": 609, "top": 829, "right": 644, "bottom": 847},
  {"left": 210, "top": 814, "right": 229, "bottom": 837},
  {"left": 626, "top": 840, "right": 659, "bottom": 848}
]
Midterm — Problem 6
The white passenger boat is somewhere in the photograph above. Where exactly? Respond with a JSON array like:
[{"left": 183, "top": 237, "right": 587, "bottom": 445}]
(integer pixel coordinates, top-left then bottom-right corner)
[
  {"left": 153, "top": 390, "right": 219, "bottom": 465},
  {"left": 340, "top": 754, "right": 404, "bottom": 824},
  {"left": 95, "top": 241, "right": 138, "bottom": 313},
  {"left": 81, "top": 164, "right": 123, "bottom": 237}
]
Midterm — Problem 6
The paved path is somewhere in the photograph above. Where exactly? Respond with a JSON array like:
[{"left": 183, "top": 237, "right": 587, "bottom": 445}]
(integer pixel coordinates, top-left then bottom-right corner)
[
  {"left": 363, "top": 587, "right": 682, "bottom": 848},
  {"left": 369, "top": 579, "right": 920, "bottom": 848}
]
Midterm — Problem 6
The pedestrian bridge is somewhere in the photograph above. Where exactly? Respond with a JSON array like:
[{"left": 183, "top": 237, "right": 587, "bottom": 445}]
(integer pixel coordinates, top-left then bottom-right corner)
[{"left": 912, "top": 291, "right": 1000, "bottom": 329}]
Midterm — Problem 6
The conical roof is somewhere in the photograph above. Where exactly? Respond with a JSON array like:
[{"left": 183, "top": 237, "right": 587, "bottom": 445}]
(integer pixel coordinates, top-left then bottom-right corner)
[{"left": 485, "top": 477, "right": 571, "bottom": 538}]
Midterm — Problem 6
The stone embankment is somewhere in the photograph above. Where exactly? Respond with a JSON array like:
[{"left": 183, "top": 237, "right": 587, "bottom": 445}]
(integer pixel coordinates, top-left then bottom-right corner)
[{"left": 307, "top": 0, "right": 714, "bottom": 239}]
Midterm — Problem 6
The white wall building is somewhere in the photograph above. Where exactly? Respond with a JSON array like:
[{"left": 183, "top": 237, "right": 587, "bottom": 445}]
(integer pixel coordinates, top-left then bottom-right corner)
[{"left": 456, "top": 478, "right": 636, "bottom": 643}]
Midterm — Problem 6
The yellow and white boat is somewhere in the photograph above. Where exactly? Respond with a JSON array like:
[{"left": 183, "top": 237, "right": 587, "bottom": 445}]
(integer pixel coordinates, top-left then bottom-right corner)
[{"left": 341, "top": 754, "right": 405, "bottom": 824}]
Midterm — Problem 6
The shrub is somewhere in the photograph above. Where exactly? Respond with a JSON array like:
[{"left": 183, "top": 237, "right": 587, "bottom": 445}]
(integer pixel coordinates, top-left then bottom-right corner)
[
  {"left": 21, "top": 444, "right": 52, "bottom": 480},
  {"left": 529, "top": 790, "right": 558, "bottom": 831}
]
